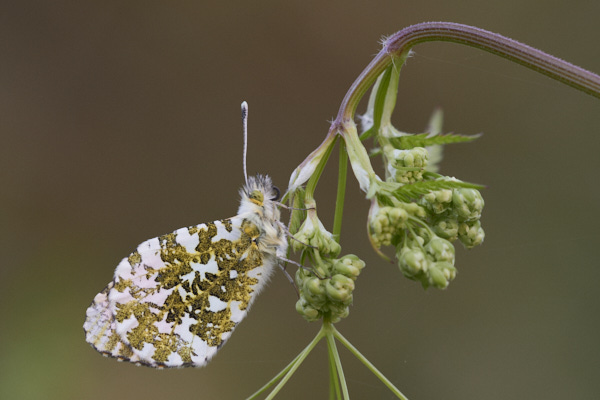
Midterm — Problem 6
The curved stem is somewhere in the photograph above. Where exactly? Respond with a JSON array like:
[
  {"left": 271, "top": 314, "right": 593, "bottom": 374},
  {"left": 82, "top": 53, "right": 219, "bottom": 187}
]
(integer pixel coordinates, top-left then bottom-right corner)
[{"left": 338, "top": 22, "right": 600, "bottom": 121}]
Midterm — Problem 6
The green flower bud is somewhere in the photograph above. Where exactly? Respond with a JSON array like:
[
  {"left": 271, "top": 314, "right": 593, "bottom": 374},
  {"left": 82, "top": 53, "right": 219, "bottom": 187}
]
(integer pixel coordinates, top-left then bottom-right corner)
[
  {"left": 458, "top": 220, "right": 485, "bottom": 248},
  {"left": 333, "top": 254, "right": 365, "bottom": 280},
  {"left": 386, "top": 147, "right": 429, "bottom": 183},
  {"left": 432, "top": 217, "right": 459, "bottom": 241},
  {"left": 300, "top": 277, "right": 327, "bottom": 308},
  {"left": 304, "top": 276, "right": 324, "bottom": 296},
  {"left": 397, "top": 247, "right": 428, "bottom": 277},
  {"left": 452, "top": 188, "right": 484, "bottom": 221},
  {"left": 422, "top": 189, "right": 453, "bottom": 214},
  {"left": 427, "top": 261, "right": 456, "bottom": 289},
  {"left": 393, "top": 147, "right": 428, "bottom": 168},
  {"left": 326, "top": 274, "right": 355, "bottom": 305},
  {"left": 395, "top": 171, "right": 418, "bottom": 184},
  {"left": 295, "top": 297, "right": 321, "bottom": 322},
  {"left": 328, "top": 303, "right": 350, "bottom": 323},
  {"left": 397, "top": 201, "right": 427, "bottom": 219},
  {"left": 368, "top": 203, "right": 409, "bottom": 247},
  {"left": 425, "top": 236, "right": 455, "bottom": 263}
]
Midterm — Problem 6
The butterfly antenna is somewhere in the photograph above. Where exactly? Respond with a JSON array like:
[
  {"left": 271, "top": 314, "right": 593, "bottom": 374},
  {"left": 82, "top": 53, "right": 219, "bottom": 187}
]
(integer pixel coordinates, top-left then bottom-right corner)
[{"left": 241, "top": 101, "right": 249, "bottom": 185}]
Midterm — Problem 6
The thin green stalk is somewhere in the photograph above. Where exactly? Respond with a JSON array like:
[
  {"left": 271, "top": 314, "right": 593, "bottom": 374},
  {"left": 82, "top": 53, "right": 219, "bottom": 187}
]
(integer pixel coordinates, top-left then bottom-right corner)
[
  {"left": 246, "top": 352, "right": 304, "bottom": 400},
  {"left": 332, "top": 140, "right": 348, "bottom": 241},
  {"left": 337, "top": 22, "right": 600, "bottom": 121},
  {"left": 324, "top": 323, "right": 350, "bottom": 400},
  {"left": 327, "top": 336, "right": 342, "bottom": 400},
  {"left": 332, "top": 327, "right": 408, "bottom": 400},
  {"left": 248, "top": 327, "right": 326, "bottom": 400}
]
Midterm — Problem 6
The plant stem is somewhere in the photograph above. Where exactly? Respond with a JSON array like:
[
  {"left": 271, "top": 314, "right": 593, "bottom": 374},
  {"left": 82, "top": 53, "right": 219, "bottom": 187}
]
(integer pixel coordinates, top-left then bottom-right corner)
[
  {"left": 333, "top": 326, "right": 409, "bottom": 400},
  {"left": 327, "top": 336, "right": 342, "bottom": 400},
  {"left": 324, "top": 322, "right": 350, "bottom": 400},
  {"left": 246, "top": 352, "right": 303, "bottom": 400},
  {"left": 248, "top": 327, "right": 325, "bottom": 400},
  {"left": 332, "top": 140, "right": 348, "bottom": 241},
  {"left": 337, "top": 22, "right": 600, "bottom": 121}
]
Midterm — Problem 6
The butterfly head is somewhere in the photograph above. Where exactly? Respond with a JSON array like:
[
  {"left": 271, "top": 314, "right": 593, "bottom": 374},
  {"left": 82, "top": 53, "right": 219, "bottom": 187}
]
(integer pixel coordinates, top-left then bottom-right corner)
[{"left": 239, "top": 174, "right": 280, "bottom": 220}]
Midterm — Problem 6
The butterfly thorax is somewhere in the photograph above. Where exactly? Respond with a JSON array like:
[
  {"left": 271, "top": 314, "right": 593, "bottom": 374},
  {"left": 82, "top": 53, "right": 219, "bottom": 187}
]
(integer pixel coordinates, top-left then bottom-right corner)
[{"left": 238, "top": 174, "right": 287, "bottom": 261}]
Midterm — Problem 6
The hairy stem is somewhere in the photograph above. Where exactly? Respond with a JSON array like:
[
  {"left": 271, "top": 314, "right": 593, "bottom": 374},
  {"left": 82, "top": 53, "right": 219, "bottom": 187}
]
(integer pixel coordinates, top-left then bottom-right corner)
[{"left": 338, "top": 22, "right": 600, "bottom": 121}]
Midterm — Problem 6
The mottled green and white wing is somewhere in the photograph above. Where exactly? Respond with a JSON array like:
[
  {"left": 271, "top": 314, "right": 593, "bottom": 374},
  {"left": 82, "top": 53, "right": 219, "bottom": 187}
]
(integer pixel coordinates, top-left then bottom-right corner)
[{"left": 84, "top": 216, "right": 275, "bottom": 368}]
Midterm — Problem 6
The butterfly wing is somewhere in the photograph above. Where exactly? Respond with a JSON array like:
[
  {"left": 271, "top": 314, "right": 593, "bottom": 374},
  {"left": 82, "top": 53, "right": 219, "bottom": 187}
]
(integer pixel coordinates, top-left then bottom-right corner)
[{"left": 84, "top": 216, "right": 277, "bottom": 368}]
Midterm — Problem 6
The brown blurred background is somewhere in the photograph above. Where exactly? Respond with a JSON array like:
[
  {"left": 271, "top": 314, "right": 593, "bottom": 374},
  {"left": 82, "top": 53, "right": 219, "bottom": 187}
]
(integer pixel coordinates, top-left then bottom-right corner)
[{"left": 2, "top": 1, "right": 599, "bottom": 399}]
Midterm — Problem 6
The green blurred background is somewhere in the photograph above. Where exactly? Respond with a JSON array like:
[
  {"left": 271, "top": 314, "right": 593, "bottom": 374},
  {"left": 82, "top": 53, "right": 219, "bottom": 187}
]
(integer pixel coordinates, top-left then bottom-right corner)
[{"left": 2, "top": 1, "right": 599, "bottom": 399}]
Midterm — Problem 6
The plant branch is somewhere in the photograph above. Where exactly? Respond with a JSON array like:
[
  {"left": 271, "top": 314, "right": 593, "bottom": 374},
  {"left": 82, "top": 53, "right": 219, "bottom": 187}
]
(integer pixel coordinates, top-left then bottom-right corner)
[
  {"left": 332, "top": 140, "right": 348, "bottom": 241},
  {"left": 337, "top": 21, "right": 600, "bottom": 121},
  {"left": 248, "top": 327, "right": 325, "bottom": 400},
  {"left": 333, "top": 327, "right": 409, "bottom": 400}
]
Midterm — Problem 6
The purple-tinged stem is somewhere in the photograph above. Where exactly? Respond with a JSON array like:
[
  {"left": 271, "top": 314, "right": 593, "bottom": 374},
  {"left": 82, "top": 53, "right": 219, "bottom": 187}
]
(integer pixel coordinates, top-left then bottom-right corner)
[{"left": 337, "top": 22, "right": 600, "bottom": 122}]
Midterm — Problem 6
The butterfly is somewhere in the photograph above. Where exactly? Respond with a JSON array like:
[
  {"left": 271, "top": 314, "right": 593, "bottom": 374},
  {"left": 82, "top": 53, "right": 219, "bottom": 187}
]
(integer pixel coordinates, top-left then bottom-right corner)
[{"left": 83, "top": 103, "right": 288, "bottom": 368}]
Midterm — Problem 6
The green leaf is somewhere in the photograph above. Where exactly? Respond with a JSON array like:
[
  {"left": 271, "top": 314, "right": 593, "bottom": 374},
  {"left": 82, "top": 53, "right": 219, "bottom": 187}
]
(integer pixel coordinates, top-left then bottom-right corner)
[
  {"left": 390, "top": 132, "right": 481, "bottom": 149},
  {"left": 376, "top": 194, "right": 395, "bottom": 207}
]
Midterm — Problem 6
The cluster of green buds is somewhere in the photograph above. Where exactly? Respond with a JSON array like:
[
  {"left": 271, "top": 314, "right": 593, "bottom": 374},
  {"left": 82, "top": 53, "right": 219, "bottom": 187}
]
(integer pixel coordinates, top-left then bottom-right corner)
[
  {"left": 286, "top": 60, "right": 486, "bottom": 303},
  {"left": 295, "top": 254, "right": 365, "bottom": 323},
  {"left": 360, "top": 63, "right": 485, "bottom": 289},
  {"left": 421, "top": 177, "right": 485, "bottom": 248},
  {"left": 367, "top": 138, "right": 485, "bottom": 289},
  {"left": 291, "top": 205, "right": 365, "bottom": 323},
  {"left": 383, "top": 145, "right": 429, "bottom": 184}
]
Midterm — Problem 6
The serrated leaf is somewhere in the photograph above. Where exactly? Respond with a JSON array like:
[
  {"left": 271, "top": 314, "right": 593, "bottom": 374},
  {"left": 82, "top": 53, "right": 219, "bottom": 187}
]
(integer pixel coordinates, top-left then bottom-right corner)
[
  {"left": 392, "top": 165, "right": 423, "bottom": 172},
  {"left": 390, "top": 133, "right": 481, "bottom": 149},
  {"left": 377, "top": 194, "right": 395, "bottom": 207}
]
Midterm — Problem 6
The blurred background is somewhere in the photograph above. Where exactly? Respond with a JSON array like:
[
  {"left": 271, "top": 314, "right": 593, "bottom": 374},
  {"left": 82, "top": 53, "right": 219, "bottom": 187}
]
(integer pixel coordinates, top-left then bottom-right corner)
[{"left": 2, "top": 1, "right": 599, "bottom": 399}]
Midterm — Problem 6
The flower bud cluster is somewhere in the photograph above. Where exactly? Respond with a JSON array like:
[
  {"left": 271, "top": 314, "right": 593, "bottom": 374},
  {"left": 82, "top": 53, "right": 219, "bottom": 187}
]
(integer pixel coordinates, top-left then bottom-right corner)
[
  {"left": 295, "top": 254, "right": 365, "bottom": 323},
  {"left": 291, "top": 209, "right": 365, "bottom": 323},
  {"left": 384, "top": 145, "right": 429, "bottom": 184},
  {"left": 369, "top": 201, "right": 426, "bottom": 247},
  {"left": 397, "top": 235, "right": 456, "bottom": 289},
  {"left": 291, "top": 214, "right": 342, "bottom": 257},
  {"left": 368, "top": 145, "right": 485, "bottom": 289},
  {"left": 421, "top": 178, "right": 485, "bottom": 248}
]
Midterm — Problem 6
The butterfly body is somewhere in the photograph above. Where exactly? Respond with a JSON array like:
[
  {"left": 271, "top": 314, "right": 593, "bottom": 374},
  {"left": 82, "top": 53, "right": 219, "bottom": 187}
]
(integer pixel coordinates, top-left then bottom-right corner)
[{"left": 84, "top": 174, "right": 287, "bottom": 368}]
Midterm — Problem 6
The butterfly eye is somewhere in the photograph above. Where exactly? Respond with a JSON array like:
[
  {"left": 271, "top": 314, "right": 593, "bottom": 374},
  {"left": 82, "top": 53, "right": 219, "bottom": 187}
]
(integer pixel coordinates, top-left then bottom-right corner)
[{"left": 271, "top": 186, "right": 281, "bottom": 201}]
